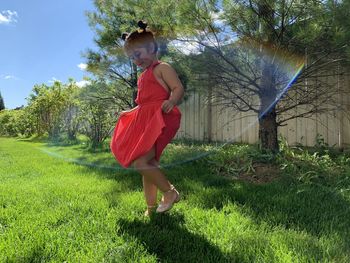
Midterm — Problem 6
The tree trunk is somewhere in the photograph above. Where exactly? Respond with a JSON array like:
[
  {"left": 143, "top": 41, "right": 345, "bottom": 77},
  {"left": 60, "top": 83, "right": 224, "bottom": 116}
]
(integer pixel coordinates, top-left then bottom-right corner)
[
  {"left": 259, "top": 60, "right": 279, "bottom": 152},
  {"left": 257, "top": 2, "right": 279, "bottom": 152},
  {"left": 259, "top": 107, "right": 279, "bottom": 152},
  {"left": 0, "top": 92, "right": 5, "bottom": 110}
]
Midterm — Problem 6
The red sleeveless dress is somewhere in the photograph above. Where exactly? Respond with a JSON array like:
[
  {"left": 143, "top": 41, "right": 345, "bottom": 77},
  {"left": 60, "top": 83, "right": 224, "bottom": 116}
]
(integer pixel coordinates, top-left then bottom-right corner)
[{"left": 110, "top": 61, "right": 181, "bottom": 168}]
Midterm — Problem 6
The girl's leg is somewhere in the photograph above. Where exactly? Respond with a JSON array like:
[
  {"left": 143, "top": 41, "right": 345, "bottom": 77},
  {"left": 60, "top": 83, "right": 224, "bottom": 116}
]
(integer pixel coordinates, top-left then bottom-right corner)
[
  {"left": 148, "top": 158, "right": 159, "bottom": 167},
  {"left": 134, "top": 147, "right": 171, "bottom": 192},
  {"left": 142, "top": 168, "right": 158, "bottom": 207},
  {"left": 143, "top": 158, "right": 160, "bottom": 215},
  {"left": 148, "top": 158, "right": 171, "bottom": 203},
  {"left": 134, "top": 147, "right": 179, "bottom": 211}
]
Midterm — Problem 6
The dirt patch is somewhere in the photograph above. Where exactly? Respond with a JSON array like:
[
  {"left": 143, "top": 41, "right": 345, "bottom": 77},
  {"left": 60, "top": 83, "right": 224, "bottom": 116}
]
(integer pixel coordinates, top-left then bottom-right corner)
[{"left": 238, "top": 163, "right": 280, "bottom": 184}]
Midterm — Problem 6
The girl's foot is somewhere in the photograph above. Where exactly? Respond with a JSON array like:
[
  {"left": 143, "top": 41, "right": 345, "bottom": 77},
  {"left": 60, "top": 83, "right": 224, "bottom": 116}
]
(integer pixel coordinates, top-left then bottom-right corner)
[
  {"left": 156, "top": 185, "right": 180, "bottom": 213},
  {"left": 144, "top": 205, "right": 157, "bottom": 217}
]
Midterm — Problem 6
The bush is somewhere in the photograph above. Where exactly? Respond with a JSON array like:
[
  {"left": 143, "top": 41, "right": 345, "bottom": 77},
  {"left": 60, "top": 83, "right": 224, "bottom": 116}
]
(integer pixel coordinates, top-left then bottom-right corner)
[{"left": 0, "top": 109, "right": 35, "bottom": 137}]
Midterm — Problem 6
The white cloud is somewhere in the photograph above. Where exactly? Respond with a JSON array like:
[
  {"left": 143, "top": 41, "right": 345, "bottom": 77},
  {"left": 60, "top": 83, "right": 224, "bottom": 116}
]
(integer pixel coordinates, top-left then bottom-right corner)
[
  {"left": 1, "top": 74, "right": 17, "bottom": 80},
  {"left": 211, "top": 11, "right": 226, "bottom": 26},
  {"left": 78, "top": 63, "right": 88, "bottom": 71},
  {"left": 0, "top": 10, "right": 18, "bottom": 25},
  {"left": 46, "top": 78, "right": 90, "bottom": 87},
  {"left": 76, "top": 80, "right": 90, "bottom": 88},
  {"left": 170, "top": 39, "right": 202, "bottom": 55},
  {"left": 48, "top": 77, "right": 61, "bottom": 84}
]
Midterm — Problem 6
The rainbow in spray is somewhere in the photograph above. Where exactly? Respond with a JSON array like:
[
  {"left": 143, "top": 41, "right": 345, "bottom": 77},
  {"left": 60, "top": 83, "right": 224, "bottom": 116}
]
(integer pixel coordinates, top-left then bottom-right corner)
[{"left": 236, "top": 37, "right": 305, "bottom": 119}]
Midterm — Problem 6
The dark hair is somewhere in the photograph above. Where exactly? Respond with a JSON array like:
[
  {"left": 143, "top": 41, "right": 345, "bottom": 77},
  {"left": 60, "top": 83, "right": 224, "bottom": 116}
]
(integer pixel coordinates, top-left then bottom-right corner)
[{"left": 122, "top": 21, "right": 158, "bottom": 53}]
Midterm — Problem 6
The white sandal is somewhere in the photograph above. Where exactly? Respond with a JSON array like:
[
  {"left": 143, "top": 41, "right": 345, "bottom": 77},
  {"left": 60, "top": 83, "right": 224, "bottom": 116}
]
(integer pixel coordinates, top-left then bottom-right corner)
[{"left": 156, "top": 185, "right": 180, "bottom": 213}]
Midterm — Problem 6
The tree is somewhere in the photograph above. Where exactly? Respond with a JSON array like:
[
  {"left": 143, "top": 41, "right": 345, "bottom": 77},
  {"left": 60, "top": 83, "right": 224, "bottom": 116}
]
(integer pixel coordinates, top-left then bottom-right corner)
[
  {"left": 27, "top": 81, "right": 70, "bottom": 138},
  {"left": 85, "top": 0, "right": 138, "bottom": 108},
  {"left": 85, "top": 0, "right": 187, "bottom": 109},
  {"left": 0, "top": 91, "right": 5, "bottom": 111},
  {"left": 87, "top": 0, "right": 350, "bottom": 152},
  {"left": 0, "top": 108, "right": 30, "bottom": 136},
  {"left": 78, "top": 80, "right": 118, "bottom": 148},
  {"left": 171, "top": 0, "right": 350, "bottom": 151},
  {"left": 0, "top": 110, "right": 16, "bottom": 136},
  {"left": 60, "top": 79, "right": 82, "bottom": 141}
]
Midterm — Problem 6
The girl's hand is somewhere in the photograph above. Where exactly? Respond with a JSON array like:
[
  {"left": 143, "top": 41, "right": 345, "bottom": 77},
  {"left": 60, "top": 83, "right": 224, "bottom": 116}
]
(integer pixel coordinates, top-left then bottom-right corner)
[
  {"left": 162, "top": 100, "right": 176, "bottom": 113},
  {"left": 154, "top": 63, "right": 184, "bottom": 112}
]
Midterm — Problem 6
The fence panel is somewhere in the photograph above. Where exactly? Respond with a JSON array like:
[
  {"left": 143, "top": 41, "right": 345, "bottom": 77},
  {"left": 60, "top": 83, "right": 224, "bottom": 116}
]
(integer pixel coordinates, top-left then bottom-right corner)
[{"left": 176, "top": 69, "right": 350, "bottom": 147}]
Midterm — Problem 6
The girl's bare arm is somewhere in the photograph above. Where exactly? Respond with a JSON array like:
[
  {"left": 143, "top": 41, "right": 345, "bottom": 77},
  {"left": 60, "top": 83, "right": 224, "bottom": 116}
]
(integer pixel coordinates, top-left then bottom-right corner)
[{"left": 158, "top": 63, "right": 184, "bottom": 113}]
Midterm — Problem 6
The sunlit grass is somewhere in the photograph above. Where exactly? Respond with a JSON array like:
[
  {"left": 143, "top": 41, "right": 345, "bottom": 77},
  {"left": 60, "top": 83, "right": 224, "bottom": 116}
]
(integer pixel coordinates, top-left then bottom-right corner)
[{"left": 0, "top": 137, "right": 349, "bottom": 262}]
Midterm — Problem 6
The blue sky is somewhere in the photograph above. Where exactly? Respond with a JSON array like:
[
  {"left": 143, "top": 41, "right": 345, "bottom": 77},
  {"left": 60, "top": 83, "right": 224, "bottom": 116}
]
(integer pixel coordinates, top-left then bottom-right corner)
[{"left": 0, "top": 0, "right": 97, "bottom": 109}]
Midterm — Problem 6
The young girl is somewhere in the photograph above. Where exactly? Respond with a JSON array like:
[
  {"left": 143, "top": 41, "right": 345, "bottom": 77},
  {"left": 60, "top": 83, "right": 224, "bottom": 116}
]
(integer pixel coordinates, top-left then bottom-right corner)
[{"left": 110, "top": 21, "right": 184, "bottom": 216}]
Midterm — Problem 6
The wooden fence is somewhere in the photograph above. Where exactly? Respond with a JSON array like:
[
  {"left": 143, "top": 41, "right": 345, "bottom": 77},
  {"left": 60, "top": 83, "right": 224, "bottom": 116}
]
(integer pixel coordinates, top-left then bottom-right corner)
[{"left": 175, "top": 72, "right": 350, "bottom": 148}]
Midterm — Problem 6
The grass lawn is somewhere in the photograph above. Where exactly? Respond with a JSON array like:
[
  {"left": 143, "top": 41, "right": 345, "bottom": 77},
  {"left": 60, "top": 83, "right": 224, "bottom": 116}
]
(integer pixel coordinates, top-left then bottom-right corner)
[{"left": 0, "top": 137, "right": 350, "bottom": 262}]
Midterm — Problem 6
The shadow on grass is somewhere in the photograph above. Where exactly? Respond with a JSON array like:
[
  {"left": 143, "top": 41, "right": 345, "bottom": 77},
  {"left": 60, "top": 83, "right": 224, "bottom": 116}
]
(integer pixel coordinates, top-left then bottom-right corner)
[
  {"left": 157, "top": 143, "right": 350, "bottom": 245},
  {"left": 179, "top": 163, "right": 350, "bottom": 243},
  {"left": 117, "top": 213, "right": 234, "bottom": 263}
]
